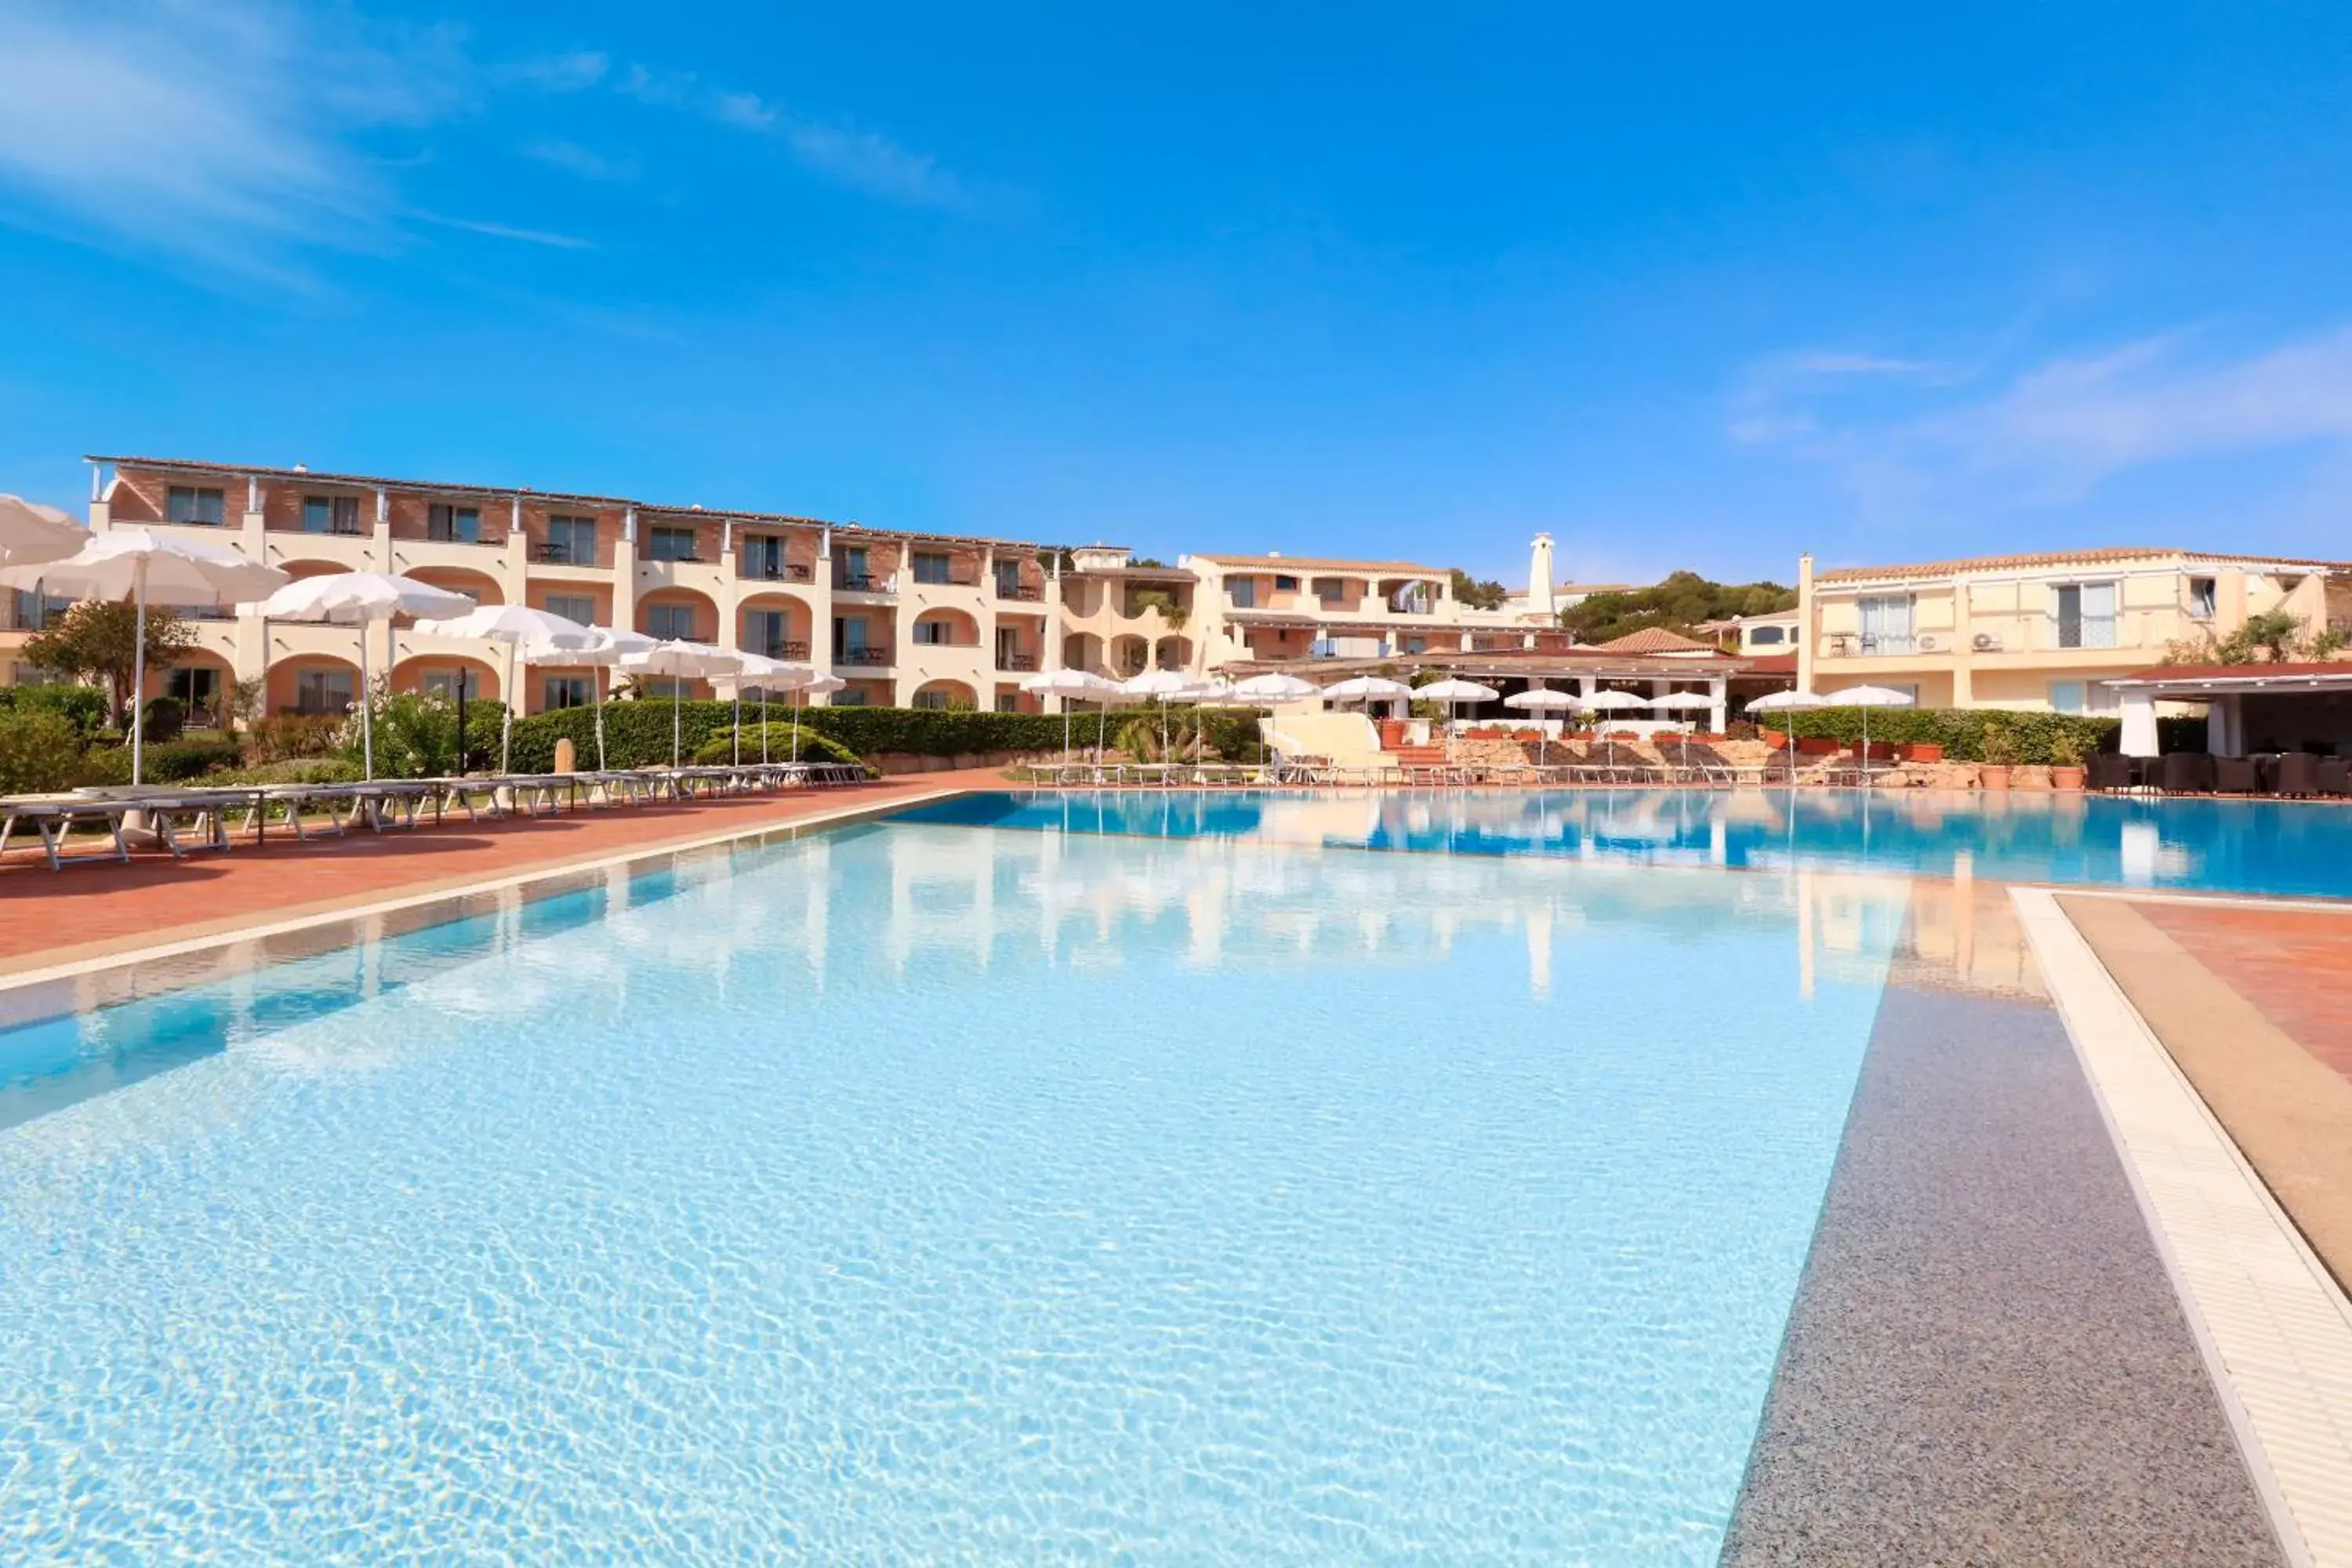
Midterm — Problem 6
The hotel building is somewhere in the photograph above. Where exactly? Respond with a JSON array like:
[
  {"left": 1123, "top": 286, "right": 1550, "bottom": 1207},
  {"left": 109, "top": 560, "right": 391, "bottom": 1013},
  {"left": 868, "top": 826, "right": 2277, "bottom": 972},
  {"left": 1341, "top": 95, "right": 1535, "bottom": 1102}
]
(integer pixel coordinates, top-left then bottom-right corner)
[{"left": 1796, "top": 546, "right": 2352, "bottom": 713}]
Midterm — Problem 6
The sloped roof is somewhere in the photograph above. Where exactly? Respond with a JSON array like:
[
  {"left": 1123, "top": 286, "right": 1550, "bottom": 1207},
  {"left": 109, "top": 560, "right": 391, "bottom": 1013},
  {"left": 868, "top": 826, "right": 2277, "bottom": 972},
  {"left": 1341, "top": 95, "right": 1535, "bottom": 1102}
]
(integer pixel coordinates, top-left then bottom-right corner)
[
  {"left": 1815, "top": 546, "right": 2352, "bottom": 583},
  {"left": 1591, "top": 626, "right": 1719, "bottom": 655},
  {"left": 1192, "top": 554, "right": 1445, "bottom": 576}
]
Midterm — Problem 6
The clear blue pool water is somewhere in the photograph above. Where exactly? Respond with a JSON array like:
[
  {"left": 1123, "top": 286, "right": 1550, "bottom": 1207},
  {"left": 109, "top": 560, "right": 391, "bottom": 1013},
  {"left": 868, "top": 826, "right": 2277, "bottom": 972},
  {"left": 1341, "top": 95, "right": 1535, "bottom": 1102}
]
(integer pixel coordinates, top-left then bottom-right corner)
[
  {"left": 0, "top": 818, "right": 1904, "bottom": 1563},
  {"left": 900, "top": 786, "right": 2352, "bottom": 899}
]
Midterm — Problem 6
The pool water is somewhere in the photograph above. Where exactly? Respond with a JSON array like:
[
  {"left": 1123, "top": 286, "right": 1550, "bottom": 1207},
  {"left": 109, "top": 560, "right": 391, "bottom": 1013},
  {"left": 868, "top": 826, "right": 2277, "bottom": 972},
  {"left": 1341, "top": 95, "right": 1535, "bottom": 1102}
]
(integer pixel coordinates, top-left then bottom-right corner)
[
  {"left": 903, "top": 787, "right": 2352, "bottom": 899},
  {"left": 0, "top": 818, "right": 1904, "bottom": 1563}
]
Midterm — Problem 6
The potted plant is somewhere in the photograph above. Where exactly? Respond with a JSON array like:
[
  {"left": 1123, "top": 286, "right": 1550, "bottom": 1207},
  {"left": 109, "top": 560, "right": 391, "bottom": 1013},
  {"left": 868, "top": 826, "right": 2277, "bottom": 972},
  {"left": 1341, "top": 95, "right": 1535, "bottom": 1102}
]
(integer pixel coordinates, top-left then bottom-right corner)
[
  {"left": 2048, "top": 731, "right": 2087, "bottom": 791},
  {"left": 1977, "top": 719, "right": 2020, "bottom": 790},
  {"left": 1897, "top": 741, "right": 1944, "bottom": 763}
]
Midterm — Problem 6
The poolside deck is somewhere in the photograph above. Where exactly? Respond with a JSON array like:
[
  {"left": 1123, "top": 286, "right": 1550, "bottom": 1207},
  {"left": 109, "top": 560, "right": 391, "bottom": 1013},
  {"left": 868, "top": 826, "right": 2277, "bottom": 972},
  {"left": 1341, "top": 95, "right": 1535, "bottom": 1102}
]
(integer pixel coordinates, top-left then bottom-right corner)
[{"left": 0, "top": 769, "right": 1006, "bottom": 977}]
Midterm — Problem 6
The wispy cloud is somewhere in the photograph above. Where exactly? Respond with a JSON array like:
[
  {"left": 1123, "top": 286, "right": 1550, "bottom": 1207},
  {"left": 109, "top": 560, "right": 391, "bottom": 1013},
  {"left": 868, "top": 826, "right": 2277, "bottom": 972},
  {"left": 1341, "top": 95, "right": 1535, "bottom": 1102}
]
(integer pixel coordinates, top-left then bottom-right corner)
[
  {"left": 615, "top": 62, "right": 969, "bottom": 209},
  {"left": 523, "top": 140, "right": 638, "bottom": 183},
  {"left": 499, "top": 49, "right": 609, "bottom": 92},
  {"left": 1731, "top": 327, "right": 2352, "bottom": 518},
  {"left": 408, "top": 212, "right": 593, "bottom": 250}
]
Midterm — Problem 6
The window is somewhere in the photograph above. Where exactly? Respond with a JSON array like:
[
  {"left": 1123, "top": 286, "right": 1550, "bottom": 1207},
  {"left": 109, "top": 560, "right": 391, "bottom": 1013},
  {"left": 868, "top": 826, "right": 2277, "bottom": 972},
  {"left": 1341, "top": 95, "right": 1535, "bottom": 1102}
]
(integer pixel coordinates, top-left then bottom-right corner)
[
  {"left": 543, "top": 516, "right": 597, "bottom": 564},
  {"left": 543, "top": 676, "right": 593, "bottom": 710},
  {"left": 426, "top": 503, "right": 481, "bottom": 543},
  {"left": 832, "top": 686, "right": 867, "bottom": 706},
  {"left": 2190, "top": 576, "right": 2217, "bottom": 620},
  {"left": 2050, "top": 681, "right": 2085, "bottom": 715},
  {"left": 744, "top": 609, "right": 793, "bottom": 659},
  {"left": 912, "top": 688, "right": 953, "bottom": 710},
  {"left": 1273, "top": 574, "right": 1299, "bottom": 592},
  {"left": 421, "top": 669, "right": 481, "bottom": 702},
  {"left": 911, "top": 551, "right": 953, "bottom": 586},
  {"left": 913, "top": 618, "right": 951, "bottom": 646},
  {"left": 2052, "top": 581, "right": 2118, "bottom": 648},
  {"left": 12, "top": 590, "right": 73, "bottom": 630},
  {"left": 742, "top": 535, "right": 788, "bottom": 579},
  {"left": 837, "top": 546, "right": 873, "bottom": 590},
  {"left": 165, "top": 666, "right": 219, "bottom": 720},
  {"left": 543, "top": 593, "right": 596, "bottom": 626},
  {"left": 994, "top": 561, "right": 1022, "bottom": 597},
  {"left": 1312, "top": 576, "right": 1347, "bottom": 605},
  {"left": 1856, "top": 594, "right": 1914, "bottom": 655},
  {"left": 647, "top": 526, "right": 698, "bottom": 562},
  {"left": 996, "top": 692, "right": 1020, "bottom": 713},
  {"left": 1229, "top": 578, "right": 1257, "bottom": 608},
  {"left": 167, "top": 485, "right": 225, "bottom": 525},
  {"left": 1748, "top": 625, "right": 1786, "bottom": 647},
  {"left": 644, "top": 602, "right": 698, "bottom": 641},
  {"left": 303, "top": 495, "right": 363, "bottom": 535},
  {"left": 1400, "top": 636, "right": 1426, "bottom": 655},
  {"left": 293, "top": 668, "right": 354, "bottom": 714}
]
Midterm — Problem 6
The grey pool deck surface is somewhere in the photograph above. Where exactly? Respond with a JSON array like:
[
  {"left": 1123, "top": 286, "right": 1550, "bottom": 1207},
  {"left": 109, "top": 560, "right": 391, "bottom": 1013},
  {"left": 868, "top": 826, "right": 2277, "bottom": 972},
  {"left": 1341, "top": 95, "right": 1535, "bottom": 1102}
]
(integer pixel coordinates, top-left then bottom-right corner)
[{"left": 1722, "top": 975, "right": 2286, "bottom": 1565}]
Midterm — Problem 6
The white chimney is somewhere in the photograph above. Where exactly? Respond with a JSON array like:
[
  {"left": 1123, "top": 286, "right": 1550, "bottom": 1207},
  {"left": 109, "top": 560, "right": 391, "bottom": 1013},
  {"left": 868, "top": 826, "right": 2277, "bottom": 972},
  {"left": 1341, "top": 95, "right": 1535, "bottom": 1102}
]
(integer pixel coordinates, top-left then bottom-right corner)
[{"left": 1528, "top": 534, "right": 1556, "bottom": 619}]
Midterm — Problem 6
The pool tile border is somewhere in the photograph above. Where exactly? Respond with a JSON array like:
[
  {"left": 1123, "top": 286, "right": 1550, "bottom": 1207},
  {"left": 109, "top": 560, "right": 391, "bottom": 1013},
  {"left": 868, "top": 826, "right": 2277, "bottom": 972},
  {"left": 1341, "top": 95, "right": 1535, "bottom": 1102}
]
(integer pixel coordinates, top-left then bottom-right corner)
[{"left": 2016, "top": 887, "right": 2352, "bottom": 1568}]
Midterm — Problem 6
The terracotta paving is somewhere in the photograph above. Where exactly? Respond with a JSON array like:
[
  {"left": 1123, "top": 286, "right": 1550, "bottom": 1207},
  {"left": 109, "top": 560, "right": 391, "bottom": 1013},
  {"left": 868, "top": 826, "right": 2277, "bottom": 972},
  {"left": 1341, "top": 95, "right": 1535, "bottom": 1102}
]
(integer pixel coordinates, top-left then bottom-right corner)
[
  {"left": 0, "top": 771, "right": 1001, "bottom": 976},
  {"left": 2136, "top": 898, "right": 2352, "bottom": 1087}
]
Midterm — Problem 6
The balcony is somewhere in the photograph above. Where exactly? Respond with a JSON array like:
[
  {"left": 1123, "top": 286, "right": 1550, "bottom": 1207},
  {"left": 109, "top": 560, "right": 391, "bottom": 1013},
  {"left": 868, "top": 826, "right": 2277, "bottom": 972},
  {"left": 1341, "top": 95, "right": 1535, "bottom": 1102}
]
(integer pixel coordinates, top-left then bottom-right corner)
[
  {"left": 2050, "top": 616, "right": 2118, "bottom": 650},
  {"left": 750, "top": 639, "right": 811, "bottom": 660},
  {"left": 836, "top": 645, "right": 892, "bottom": 666},
  {"left": 741, "top": 560, "right": 814, "bottom": 583},
  {"left": 996, "top": 582, "right": 1044, "bottom": 601},
  {"left": 535, "top": 543, "right": 598, "bottom": 567},
  {"left": 833, "top": 570, "right": 898, "bottom": 594},
  {"left": 1824, "top": 633, "right": 1916, "bottom": 657},
  {"left": 996, "top": 652, "right": 1038, "bottom": 672}
]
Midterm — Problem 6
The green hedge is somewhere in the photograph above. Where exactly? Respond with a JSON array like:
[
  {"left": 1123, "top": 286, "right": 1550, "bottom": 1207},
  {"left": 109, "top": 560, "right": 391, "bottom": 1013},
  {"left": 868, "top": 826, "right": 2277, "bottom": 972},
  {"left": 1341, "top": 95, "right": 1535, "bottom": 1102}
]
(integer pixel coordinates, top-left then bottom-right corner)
[
  {"left": 1752, "top": 707, "right": 2213, "bottom": 764},
  {"left": 506, "top": 702, "right": 1270, "bottom": 771},
  {"left": 0, "top": 683, "right": 109, "bottom": 736},
  {"left": 691, "top": 724, "right": 866, "bottom": 769}
]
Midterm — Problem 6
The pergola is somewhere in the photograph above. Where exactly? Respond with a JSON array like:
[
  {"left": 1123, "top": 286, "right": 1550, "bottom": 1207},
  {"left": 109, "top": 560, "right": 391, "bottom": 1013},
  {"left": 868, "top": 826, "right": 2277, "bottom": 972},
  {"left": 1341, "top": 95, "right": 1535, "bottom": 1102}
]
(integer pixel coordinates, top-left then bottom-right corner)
[{"left": 2103, "top": 662, "right": 2352, "bottom": 757}]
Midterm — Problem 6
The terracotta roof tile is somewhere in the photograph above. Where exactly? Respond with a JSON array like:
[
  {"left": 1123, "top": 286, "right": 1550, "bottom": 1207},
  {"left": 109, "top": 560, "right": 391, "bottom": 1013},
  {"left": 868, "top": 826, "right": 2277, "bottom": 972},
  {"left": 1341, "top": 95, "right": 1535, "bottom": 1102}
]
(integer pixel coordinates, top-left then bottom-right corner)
[
  {"left": 1193, "top": 554, "right": 1446, "bottom": 575},
  {"left": 1591, "top": 626, "right": 1718, "bottom": 654},
  {"left": 1815, "top": 546, "right": 2352, "bottom": 583}
]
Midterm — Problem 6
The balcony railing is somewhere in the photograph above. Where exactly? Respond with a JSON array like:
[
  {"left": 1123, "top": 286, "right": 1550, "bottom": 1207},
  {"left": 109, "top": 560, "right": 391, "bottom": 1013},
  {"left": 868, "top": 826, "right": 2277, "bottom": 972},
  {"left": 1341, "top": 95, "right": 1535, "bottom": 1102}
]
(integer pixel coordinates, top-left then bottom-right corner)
[
  {"left": 996, "top": 582, "right": 1044, "bottom": 601},
  {"left": 834, "top": 571, "right": 895, "bottom": 593},
  {"left": 535, "top": 543, "right": 598, "bottom": 566},
  {"left": 422, "top": 530, "right": 506, "bottom": 548},
  {"left": 2050, "top": 616, "right": 2118, "bottom": 650},
  {"left": 1824, "top": 633, "right": 1915, "bottom": 656},
  {"left": 751, "top": 640, "right": 811, "bottom": 660},
  {"left": 996, "top": 652, "right": 1037, "bottom": 671},
  {"left": 836, "top": 645, "right": 892, "bottom": 666},
  {"left": 742, "top": 560, "right": 813, "bottom": 583},
  {"left": 644, "top": 549, "right": 701, "bottom": 564}
]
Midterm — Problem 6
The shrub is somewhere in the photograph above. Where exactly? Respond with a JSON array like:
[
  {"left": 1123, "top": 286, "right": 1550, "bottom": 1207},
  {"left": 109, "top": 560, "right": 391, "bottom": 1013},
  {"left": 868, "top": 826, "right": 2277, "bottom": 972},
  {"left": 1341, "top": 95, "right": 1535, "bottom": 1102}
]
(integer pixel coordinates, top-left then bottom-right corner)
[
  {"left": 139, "top": 736, "right": 244, "bottom": 782},
  {"left": 343, "top": 691, "right": 463, "bottom": 779},
  {"left": 205, "top": 757, "right": 366, "bottom": 786},
  {"left": 0, "top": 708, "right": 84, "bottom": 795},
  {"left": 140, "top": 695, "right": 187, "bottom": 744},
  {"left": 0, "top": 683, "right": 110, "bottom": 736},
  {"left": 691, "top": 724, "right": 866, "bottom": 770},
  {"left": 71, "top": 745, "right": 132, "bottom": 789},
  {"left": 1748, "top": 706, "right": 2117, "bottom": 764},
  {"left": 243, "top": 714, "right": 346, "bottom": 764},
  {"left": 506, "top": 702, "right": 1269, "bottom": 771}
]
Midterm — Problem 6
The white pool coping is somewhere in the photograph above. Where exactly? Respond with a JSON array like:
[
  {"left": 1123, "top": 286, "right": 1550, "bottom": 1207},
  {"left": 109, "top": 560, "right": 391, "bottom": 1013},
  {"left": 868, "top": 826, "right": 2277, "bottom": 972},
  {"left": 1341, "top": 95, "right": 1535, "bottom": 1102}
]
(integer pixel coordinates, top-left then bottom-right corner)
[{"left": 2015, "top": 887, "right": 2352, "bottom": 1568}]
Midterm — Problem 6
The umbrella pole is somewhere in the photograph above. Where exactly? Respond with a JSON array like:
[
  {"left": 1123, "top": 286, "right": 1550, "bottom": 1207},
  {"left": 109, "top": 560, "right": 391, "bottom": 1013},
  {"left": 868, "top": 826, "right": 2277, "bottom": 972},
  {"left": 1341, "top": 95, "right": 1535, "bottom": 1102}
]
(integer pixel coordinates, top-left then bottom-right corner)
[
  {"left": 501, "top": 639, "right": 516, "bottom": 775},
  {"left": 733, "top": 688, "right": 742, "bottom": 766},
  {"left": 358, "top": 622, "right": 375, "bottom": 781},
  {"left": 792, "top": 689, "right": 802, "bottom": 764},
  {"left": 673, "top": 683, "right": 682, "bottom": 769},
  {"left": 595, "top": 677, "right": 607, "bottom": 772},
  {"left": 130, "top": 560, "right": 147, "bottom": 786},
  {"left": 760, "top": 690, "right": 769, "bottom": 764}
]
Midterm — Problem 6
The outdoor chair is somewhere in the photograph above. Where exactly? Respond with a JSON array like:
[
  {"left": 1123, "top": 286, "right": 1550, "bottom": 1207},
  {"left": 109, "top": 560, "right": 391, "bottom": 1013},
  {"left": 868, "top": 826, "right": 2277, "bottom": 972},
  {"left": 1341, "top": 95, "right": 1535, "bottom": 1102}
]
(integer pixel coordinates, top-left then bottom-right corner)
[
  {"left": 2212, "top": 756, "right": 2260, "bottom": 794},
  {"left": 2318, "top": 757, "right": 2350, "bottom": 797},
  {"left": 2273, "top": 753, "right": 2321, "bottom": 797},
  {"left": 2157, "top": 752, "right": 2215, "bottom": 794},
  {"left": 2085, "top": 753, "right": 2136, "bottom": 792}
]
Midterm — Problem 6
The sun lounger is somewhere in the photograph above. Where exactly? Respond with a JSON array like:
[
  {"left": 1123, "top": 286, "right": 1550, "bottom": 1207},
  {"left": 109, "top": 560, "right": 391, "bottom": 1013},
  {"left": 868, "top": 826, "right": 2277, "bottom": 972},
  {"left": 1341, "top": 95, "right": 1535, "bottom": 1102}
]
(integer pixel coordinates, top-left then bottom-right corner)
[{"left": 0, "top": 795, "right": 133, "bottom": 869}]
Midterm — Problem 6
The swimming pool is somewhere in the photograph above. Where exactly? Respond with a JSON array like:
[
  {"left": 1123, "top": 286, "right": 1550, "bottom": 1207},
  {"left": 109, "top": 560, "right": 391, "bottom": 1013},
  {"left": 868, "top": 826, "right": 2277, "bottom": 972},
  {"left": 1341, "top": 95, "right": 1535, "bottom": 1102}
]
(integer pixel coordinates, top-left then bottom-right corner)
[
  {"left": 902, "top": 787, "right": 2352, "bottom": 899},
  {"left": 0, "top": 815, "right": 1905, "bottom": 1563}
]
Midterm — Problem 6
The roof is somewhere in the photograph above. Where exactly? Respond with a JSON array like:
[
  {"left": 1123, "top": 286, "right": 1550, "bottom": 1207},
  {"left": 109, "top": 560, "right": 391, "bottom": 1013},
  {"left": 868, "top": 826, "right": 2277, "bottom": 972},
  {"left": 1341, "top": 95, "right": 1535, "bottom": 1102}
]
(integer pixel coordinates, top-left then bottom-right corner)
[
  {"left": 1591, "top": 626, "right": 1719, "bottom": 655},
  {"left": 2107, "top": 661, "right": 2352, "bottom": 688},
  {"left": 1192, "top": 553, "right": 1446, "bottom": 577},
  {"left": 1216, "top": 647, "right": 1749, "bottom": 679},
  {"left": 89, "top": 454, "right": 1097, "bottom": 554},
  {"left": 1740, "top": 652, "right": 1798, "bottom": 675},
  {"left": 1815, "top": 546, "right": 2352, "bottom": 583}
]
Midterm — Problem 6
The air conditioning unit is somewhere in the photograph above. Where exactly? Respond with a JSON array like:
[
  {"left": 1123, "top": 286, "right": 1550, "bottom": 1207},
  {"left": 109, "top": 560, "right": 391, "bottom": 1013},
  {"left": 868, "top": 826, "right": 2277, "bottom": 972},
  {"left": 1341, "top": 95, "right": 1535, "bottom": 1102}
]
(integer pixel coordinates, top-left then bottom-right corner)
[
  {"left": 1915, "top": 634, "right": 1939, "bottom": 652},
  {"left": 1973, "top": 633, "right": 2002, "bottom": 652}
]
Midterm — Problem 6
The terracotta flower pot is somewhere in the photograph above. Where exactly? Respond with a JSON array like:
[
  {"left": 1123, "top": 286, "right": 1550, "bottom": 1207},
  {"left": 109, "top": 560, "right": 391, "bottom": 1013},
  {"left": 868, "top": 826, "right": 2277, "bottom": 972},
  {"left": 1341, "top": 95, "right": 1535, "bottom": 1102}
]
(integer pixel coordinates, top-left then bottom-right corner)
[
  {"left": 2050, "top": 765, "right": 2085, "bottom": 791},
  {"left": 1898, "top": 742, "right": 1944, "bottom": 763},
  {"left": 1978, "top": 764, "right": 2014, "bottom": 791}
]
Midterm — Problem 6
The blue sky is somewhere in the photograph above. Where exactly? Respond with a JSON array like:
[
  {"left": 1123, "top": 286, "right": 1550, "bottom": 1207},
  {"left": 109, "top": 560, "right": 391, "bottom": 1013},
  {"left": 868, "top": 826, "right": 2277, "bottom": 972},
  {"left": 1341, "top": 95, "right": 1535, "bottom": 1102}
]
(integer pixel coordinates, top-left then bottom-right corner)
[{"left": 3, "top": 2, "right": 2350, "bottom": 588}]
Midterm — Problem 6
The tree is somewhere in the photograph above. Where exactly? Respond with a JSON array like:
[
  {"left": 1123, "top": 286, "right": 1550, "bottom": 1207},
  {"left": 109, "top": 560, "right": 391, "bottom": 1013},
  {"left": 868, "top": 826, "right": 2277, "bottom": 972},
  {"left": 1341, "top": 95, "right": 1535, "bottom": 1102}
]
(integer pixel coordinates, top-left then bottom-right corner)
[
  {"left": 21, "top": 601, "right": 198, "bottom": 725},
  {"left": 1449, "top": 568, "right": 1508, "bottom": 610},
  {"left": 1559, "top": 571, "right": 1796, "bottom": 644},
  {"left": 2165, "top": 608, "right": 2348, "bottom": 666}
]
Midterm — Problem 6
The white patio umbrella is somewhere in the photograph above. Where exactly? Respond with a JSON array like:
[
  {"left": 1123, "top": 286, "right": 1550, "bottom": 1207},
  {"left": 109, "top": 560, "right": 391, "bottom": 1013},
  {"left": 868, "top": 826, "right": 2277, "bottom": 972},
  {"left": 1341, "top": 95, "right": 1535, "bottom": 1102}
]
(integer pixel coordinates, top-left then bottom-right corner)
[
  {"left": 1120, "top": 667, "right": 1207, "bottom": 762},
  {"left": 1578, "top": 689, "right": 1652, "bottom": 776},
  {"left": 1323, "top": 674, "right": 1414, "bottom": 709},
  {"left": 617, "top": 640, "right": 742, "bottom": 768},
  {"left": 1504, "top": 686, "right": 1581, "bottom": 763},
  {"left": 1187, "top": 677, "right": 1244, "bottom": 766},
  {"left": 1, "top": 527, "right": 287, "bottom": 784},
  {"left": 244, "top": 572, "right": 477, "bottom": 779},
  {"left": 515, "top": 626, "right": 657, "bottom": 772},
  {"left": 1229, "top": 672, "right": 1319, "bottom": 703},
  {"left": 1824, "top": 684, "right": 1915, "bottom": 779},
  {"left": 1022, "top": 668, "right": 1123, "bottom": 761},
  {"left": 0, "top": 495, "right": 85, "bottom": 570},
  {"left": 1415, "top": 677, "right": 1499, "bottom": 760},
  {"left": 788, "top": 671, "right": 845, "bottom": 764},
  {"left": 709, "top": 652, "right": 800, "bottom": 764},
  {"left": 412, "top": 604, "right": 599, "bottom": 773},
  {"left": 1649, "top": 689, "right": 1717, "bottom": 776},
  {"left": 1748, "top": 688, "right": 1828, "bottom": 788}
]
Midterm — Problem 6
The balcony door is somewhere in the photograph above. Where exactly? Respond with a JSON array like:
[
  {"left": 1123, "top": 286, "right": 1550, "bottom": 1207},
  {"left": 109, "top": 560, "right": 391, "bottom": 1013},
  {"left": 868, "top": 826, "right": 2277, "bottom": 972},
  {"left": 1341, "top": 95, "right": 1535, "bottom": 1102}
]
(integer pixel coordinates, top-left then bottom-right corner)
[
  {"left": 1857, "top": 594, "right": 1912, "bottom": 655},
  {"left": 2052, "top": 582, "right": 2117, "bottom": 648}
]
